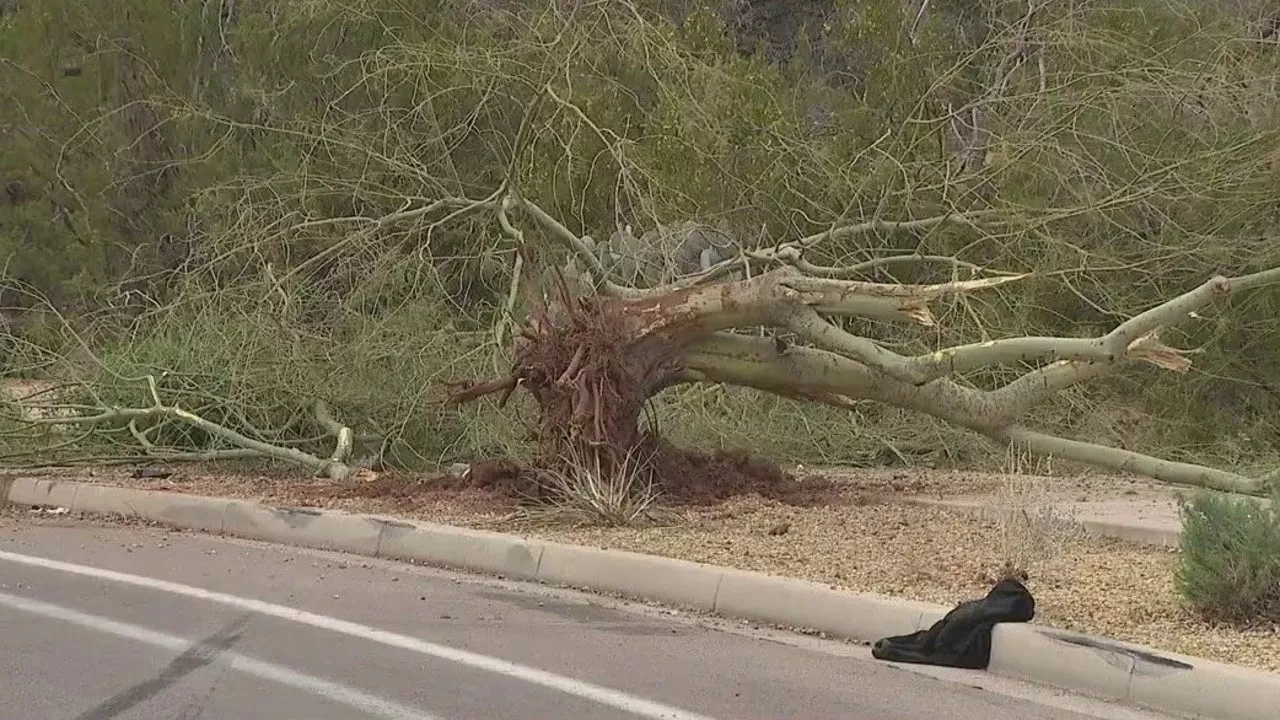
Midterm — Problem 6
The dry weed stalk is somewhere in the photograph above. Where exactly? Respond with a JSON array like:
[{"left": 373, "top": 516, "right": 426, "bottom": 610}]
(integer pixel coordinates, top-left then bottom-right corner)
[{"left": 993, "top": 442, "right": 1085, "bottom": 580}]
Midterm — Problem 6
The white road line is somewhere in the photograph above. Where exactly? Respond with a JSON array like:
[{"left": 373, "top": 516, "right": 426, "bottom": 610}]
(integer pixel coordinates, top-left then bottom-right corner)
[
  {"left": 0, "top": 591, "right": 444, "bottom": 720},
  {"left": 0, "top": 549, "right": 720, "bottom": 720}
]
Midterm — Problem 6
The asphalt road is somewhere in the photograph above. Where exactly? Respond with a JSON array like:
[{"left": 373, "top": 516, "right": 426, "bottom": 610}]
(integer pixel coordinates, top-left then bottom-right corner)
[{"left": 0, "top": 510, "right": 1175, "bottom": 720}]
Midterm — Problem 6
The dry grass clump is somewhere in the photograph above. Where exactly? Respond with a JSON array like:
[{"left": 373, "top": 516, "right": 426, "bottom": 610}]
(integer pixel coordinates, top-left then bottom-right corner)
[
  {"left": 518, "top": 442, "right": 679, "bottom": 527},
  {"left": 991, "top": 444, "right": 1087, "bottom": 582}
]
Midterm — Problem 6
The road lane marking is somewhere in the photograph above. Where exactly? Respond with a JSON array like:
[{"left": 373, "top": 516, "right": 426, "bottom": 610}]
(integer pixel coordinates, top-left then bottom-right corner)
[
  {"left": 0, "top": 591, "right": 445, "bottom": 720},
  {"left": 0, "top": 549, "right": 720, "bottom": 720}
]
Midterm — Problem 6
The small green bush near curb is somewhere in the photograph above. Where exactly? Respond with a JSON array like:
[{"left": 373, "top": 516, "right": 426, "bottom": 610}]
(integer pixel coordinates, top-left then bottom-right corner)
[{"left": 1177, "top": 485, "right": 1280, "bottom": 625}]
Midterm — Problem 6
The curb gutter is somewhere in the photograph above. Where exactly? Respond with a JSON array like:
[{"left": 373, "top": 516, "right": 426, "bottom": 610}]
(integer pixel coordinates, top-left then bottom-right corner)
[{"left": 4, "top": 478, "right": 1275, "bottom": 720}]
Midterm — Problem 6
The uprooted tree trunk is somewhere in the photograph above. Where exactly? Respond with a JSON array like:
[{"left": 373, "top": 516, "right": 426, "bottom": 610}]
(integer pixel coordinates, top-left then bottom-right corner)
[{"left": 450, "top": 193, "right": 1280, "bottom": 497}]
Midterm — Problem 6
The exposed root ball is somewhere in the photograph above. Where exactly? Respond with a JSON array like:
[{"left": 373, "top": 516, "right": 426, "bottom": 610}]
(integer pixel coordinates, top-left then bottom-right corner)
[
  {"left": 447, "top": 280, "right": 822, "bottom": 505},
  {"left": 514, "top": 292, "right": 674, "bottom": 475}
]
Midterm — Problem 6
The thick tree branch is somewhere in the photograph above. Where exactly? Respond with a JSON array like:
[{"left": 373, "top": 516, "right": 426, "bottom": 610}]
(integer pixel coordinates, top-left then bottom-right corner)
[
  {"left": 785, "top": 267, "right": 1280, "bottom": 386},
  {"left": 997, "top": 427, "right": 1259, "bottom": 495},
  {"left": 988, "top": 359, "right": 1110, "bottom": 421},
  {"left": 677, "top": 332, "right": 1267, "bottom": 495},
  {"left": 313, "top": 400, "right": 355, "bottom": 470},
  {"left": 766, "top": 249, "right": 1014, "bottom": 280},
  {"left": 680, "top": 333, "right": 1008, "bottom": 432},
  {"left": 775, "top": 272, "right": 1029, "bottom": 325}
]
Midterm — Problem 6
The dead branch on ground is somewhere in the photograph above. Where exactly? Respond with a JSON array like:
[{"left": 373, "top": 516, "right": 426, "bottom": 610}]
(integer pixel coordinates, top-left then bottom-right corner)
[{"left": 6, "top": 375, "right": 358, "bottom": 481}]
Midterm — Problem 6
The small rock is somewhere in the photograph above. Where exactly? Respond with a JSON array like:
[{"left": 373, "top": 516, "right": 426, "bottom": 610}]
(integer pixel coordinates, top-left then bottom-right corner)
[{"left": 767, "top": 522, "right": 791, "bottom": 536}]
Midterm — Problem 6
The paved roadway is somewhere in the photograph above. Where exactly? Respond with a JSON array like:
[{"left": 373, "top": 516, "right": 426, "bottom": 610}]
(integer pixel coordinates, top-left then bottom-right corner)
[{"left": 0, "top": 509, "right": 1175, "bottom": 720}]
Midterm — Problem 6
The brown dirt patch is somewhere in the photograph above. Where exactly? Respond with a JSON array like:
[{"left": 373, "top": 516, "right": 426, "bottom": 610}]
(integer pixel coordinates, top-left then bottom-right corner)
[
  {"left": 653, "top": 445, "right": 840, "bottom": 505},
  {"left": 342, "top": 447, "right": 844, "bottom": 509}
]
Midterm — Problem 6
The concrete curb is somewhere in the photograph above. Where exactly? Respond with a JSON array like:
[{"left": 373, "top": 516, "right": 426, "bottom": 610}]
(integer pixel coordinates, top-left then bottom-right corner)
[{"left": 5, "top": 478, "right": 1276, "bottom": 720}]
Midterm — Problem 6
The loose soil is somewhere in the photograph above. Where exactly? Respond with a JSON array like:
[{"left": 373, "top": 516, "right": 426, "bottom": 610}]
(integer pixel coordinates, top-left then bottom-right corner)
[{"left": 7, "top": 464, "right": 1278, "bottom": 673}]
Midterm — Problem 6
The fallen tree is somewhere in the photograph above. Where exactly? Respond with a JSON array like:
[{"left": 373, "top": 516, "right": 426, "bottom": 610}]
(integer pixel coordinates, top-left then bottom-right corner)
[
  {"left": 449, "top": 192, "right": 1280, "bottom": 497},
  {"left": 3, "top": 0, "right": 1276, "bottom": 499}
]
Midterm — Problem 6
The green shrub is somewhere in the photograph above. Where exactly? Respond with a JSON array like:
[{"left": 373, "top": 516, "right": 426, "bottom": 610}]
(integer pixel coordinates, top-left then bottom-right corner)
[{"left": 1176, "top": 485, "right": 1280, "bottom": 625}]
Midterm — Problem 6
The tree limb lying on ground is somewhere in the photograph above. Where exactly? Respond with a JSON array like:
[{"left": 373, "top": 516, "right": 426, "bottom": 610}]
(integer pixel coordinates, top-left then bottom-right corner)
[
  {"left": 2, "top": 375, "right": 358, "bottom": 481},
  {"left": 447, "top": 190, "right": 1280, "bottom": 496},
  {"left": 4, "top": 185, "right": 1274, "bottom": 495}
]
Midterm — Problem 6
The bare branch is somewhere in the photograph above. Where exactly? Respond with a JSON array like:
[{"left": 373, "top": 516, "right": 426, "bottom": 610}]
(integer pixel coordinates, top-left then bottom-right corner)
[
  {"left": 791, "top": 213, "right": 987, "bottom": 253},
  {"left": 784, "top": 267, "right": 1280, "bottom": 387},
  {"left": 127, "top": 419, "right": 266, "bottom": 464},
  {"left": 313, "top": 400, "right": 355, "bottom": 469},
  {"left": 767, "top": 249, "right": 1013, "bottom": 280},
  {"left": 778, "top": 272, "right": 1031, "bottom": 325},
  {"left": 678, "top": 332, "right": 1268, "bottom": 495},
  {"left": 21, "top": 376, "right": 356, "bottom": 481},
  {"left": 908, "top": 0, "right": 933, "bottom": 45},
  {"left": 998, "top": 426, "right": 1261, "bottom": 495}
]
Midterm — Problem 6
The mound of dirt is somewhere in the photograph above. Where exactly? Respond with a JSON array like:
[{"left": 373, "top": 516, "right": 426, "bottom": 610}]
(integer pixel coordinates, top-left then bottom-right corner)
[
  {"left": 397, "top": 445, "right": 838, "bottom": 507},
  {"left": 437, "top": 459, "right": 527, "bottom": 494},
  {"left": 302, "top": 474, "right": 440, "bottom": 501},
  {"left": 652, "top": 444, "right": 839, "bottom": 505}
]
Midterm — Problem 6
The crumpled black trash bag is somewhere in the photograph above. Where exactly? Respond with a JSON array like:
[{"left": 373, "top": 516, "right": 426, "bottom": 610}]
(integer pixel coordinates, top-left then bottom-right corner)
[{"left": 871, "top": 577, "right": 1036, "bottom": 669}]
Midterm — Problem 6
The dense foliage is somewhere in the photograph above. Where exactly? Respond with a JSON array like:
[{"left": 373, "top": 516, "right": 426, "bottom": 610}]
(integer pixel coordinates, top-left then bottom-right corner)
[{"left": 1178, "top": 487, "right": 1280, "bottom": 624}]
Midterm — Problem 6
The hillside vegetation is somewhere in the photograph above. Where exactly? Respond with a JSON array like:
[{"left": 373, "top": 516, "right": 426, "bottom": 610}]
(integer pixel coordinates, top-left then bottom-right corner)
[{"left": 2, "top": 0, "right": 1278, "bottom": 474}]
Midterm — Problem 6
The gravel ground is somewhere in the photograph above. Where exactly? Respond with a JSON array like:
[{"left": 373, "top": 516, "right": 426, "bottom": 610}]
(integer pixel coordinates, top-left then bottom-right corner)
[{"left": 5, "top": 465, "right": 1278, "bottom": 673}]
